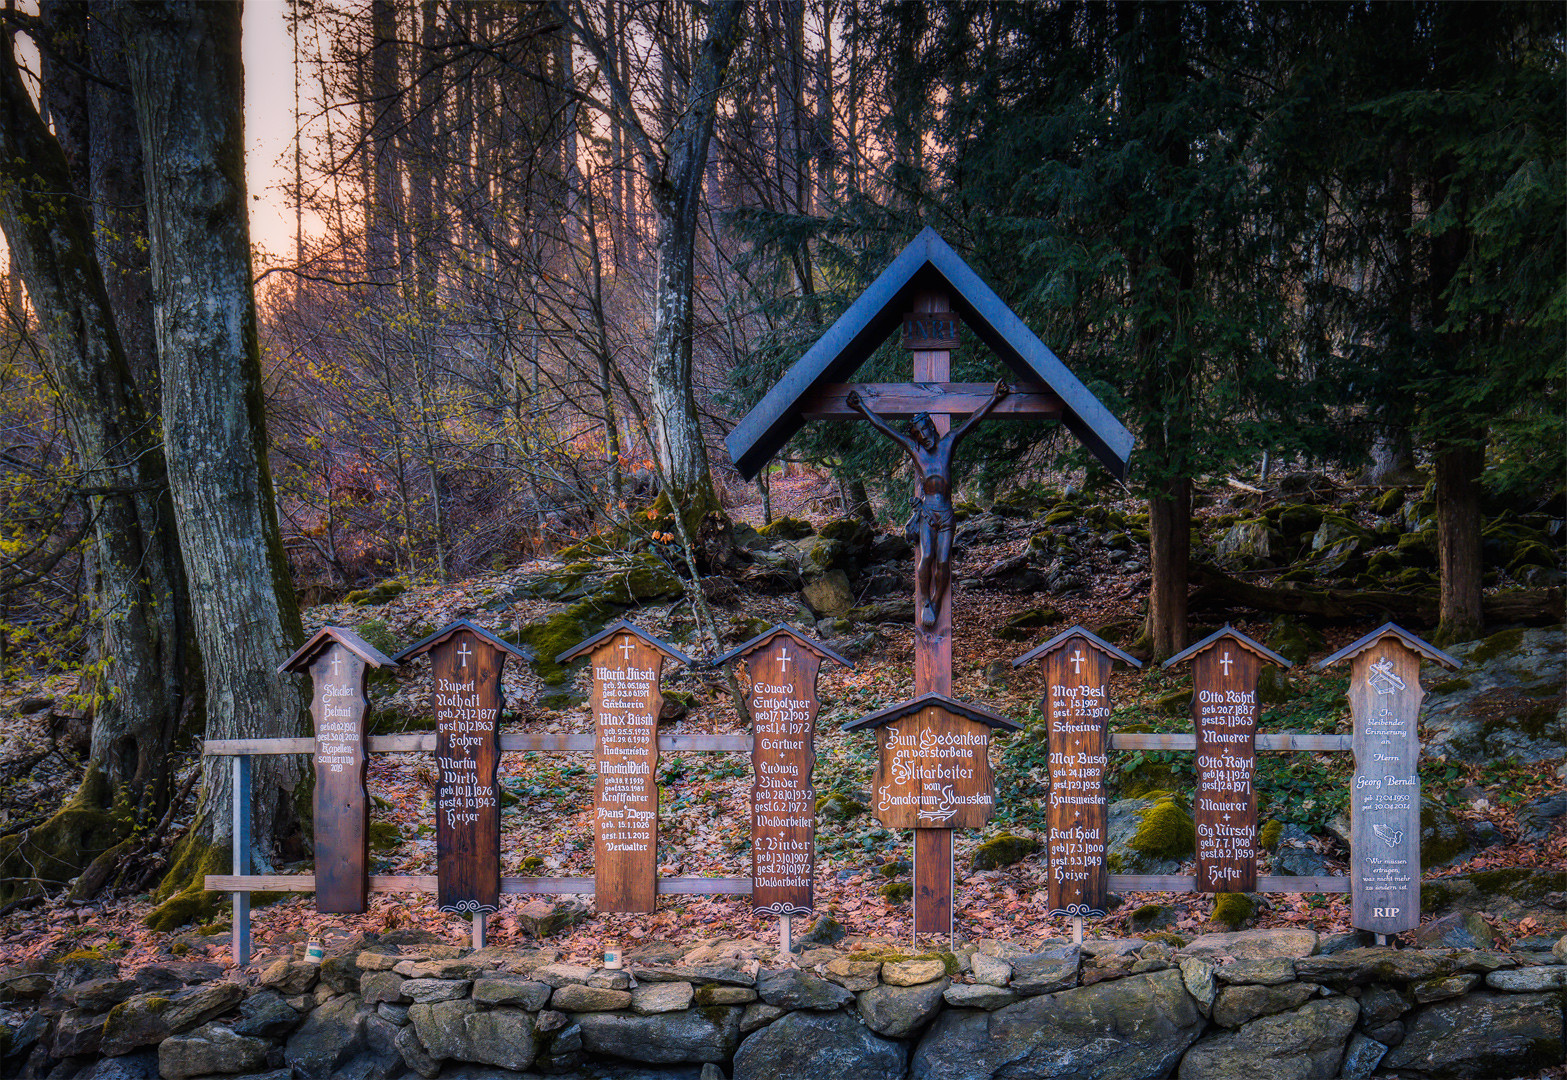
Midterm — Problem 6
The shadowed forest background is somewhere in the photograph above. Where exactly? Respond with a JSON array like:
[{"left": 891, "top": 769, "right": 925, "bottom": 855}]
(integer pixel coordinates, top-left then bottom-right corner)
[{"left": 0, "top": 0, "right": 1560, "bottom": 942}]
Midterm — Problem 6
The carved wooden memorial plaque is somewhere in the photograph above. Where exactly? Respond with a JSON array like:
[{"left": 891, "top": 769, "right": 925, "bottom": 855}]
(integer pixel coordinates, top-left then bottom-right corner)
[
  {"left": 281, "top": 628, "right": 396, "bottom": 915},
  {"left": 1348, "top": 645, "right": 1423, "bottom": 934},
  {"left": 746, "top": 636, "right": 821, "bottom": 917},
  {"left": 1191, "top": 643, "right": 1262, "bottom": 892},
  {"left": 591, "top": 634, "right": 664, "bottom": 912},
  {"left": 1043, "top": 638, "right": 1112, "bottom": 916},
  {"left": 848, "top": 694, "right": 1019, "bottom": 835},
  {"left": 310, "top": 643, "right": 370, "bottom": 912}
]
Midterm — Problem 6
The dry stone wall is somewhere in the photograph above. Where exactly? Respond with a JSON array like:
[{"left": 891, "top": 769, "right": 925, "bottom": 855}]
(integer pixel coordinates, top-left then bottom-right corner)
[{"left": 3, "top": 929, "right": 1564, "bottom": 1080}]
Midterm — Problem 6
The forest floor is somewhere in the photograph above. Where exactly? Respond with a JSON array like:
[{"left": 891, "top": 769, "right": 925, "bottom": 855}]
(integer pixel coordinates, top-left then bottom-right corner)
[{"left": 1, "top": 470, "right": 1563, "bottom": 981}]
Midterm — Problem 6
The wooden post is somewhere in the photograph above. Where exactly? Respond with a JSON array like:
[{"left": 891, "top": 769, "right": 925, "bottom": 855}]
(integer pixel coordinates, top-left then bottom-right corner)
[
  {"left": 911, "top": 289, "right": 955, "bottom": 937},
  {"left": 232, "top": 754, "right": 251, "bottom": 967},
  {"left": 472, "top": 914, "right": 487, "bottom": 949},
  {"left": 279, "top": 628, "right": 397, "bottom": 915},
  {"left": 1319, "top": 625, "right": 1457, "bottom": 938}
]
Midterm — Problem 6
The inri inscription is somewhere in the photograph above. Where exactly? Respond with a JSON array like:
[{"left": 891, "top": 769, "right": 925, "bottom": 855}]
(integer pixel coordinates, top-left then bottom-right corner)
[
  {"left": 592, "top": 634, "right": 664, "bottom": 913},
  {"left": 1043, "top": 639, "right": 1111, "bottom": 916},
  {"left": 747, "top": 637, "right": 819, "bottom": 917}
]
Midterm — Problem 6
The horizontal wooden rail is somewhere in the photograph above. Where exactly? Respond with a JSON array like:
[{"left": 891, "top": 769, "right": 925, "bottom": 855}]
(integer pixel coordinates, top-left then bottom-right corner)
[
  {"left": 207, "top": 874, "right": 752, "bottom": 895},
  {"left": 799, "top": 382, "right": 1064, "bottom": 420},
  {"left": 1110, "top": 874, "right": 1349, "bottom": 893},
  {"left": 1108, "top": 733, "right": 1351, "bottom": 752},
  {"left": 204, "top": 733, "right": 752, "bottom": 756}
]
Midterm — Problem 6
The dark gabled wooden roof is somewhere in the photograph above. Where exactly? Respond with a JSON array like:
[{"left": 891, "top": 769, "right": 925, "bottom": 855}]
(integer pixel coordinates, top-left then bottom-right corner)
[
  {"left": 554, "top": 619, "right": 693, "bottom": 666},
  {"left": 279, "top": 626, "right": 399, "bottom": 675},
  {"left": 1012, "top": 624, "right": 1144, "bottom": 669},
  {"left": 1317, "top": 622, "right": 1460, "bottom": 671},
  {"left": 1161, "top": 624, "right": 1293, "bottom": 670},
  {"left": 842, "top": 692, "right": 1023, "bottom": 733},
  {"left": 392, "top": 618, "right": 531, "bottom": 664},
  {"left": 724, "top": 227, "right": 1135, "bottom": 481},
  {"left": 712, "top": 623, "right": 855, "bottom": 669}
]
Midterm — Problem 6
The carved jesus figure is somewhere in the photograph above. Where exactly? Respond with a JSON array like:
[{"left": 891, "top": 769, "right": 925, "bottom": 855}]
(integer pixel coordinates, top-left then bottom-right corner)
[{"left": 847, "top": 380, "right": 1010, "bottom": 630}]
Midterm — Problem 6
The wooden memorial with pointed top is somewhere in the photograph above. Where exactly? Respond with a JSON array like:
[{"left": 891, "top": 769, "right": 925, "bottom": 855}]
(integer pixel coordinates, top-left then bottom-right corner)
[
  {"left": 1320, "top": 624, "right": 1458, "bottom": 936},
  {"left": 1164, "top": 626, "right": 1292, "bottom": 893},
  {"left": 280, "top": 627, "right": 398, "bottom": 913},
  {"left": 846, "top": 694, "right": 1021, "bottom": 928},
  {"left": 394, "top": 620, "right": 527, "bottom": 916},
  {"left": 717, "top": 625, "right": 853, "bottom": 919},
  {"left": 558, "top": 621, "right": 691, "bottom": 913},
  {"left": 1014, "top": 626, "right": 1142, "bottom": 917}
]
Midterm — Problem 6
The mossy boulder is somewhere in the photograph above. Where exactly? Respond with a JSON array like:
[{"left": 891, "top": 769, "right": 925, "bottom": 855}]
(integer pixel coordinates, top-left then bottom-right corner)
[
  {"left": 1153, "top": 688, "right": 1194, "bottom": 717},
  {"left": 971, "top": 834, "right": 1039, "bottom": 871},
  {"left": 757, "top": 517, "right": 815, "bottom": 541},
  {"left": 1422, "top": 626, "right": 1566, "bottom": 765},
  {"left": 815, "top": 793, "right": 864, "bottom": 821},
  {"left": 345, "top": 579, "right": 408, "bottom": 606},
  {"left": 1267, "top": 504, "right": 1325, "bottom": 542},
  {"left": 1129, "top": 797, "right": 1196, "bottom": 859},
  {"left": 1215, "top": 520, "right": 1284, "bottom": 567},
  {"left": 1258, "top": 820, "right": 1284, "bottom": 852},
  {"left": 1419, "top": 797, "right": 1474, "bottom": 870},
  {"left": 819, "top": 516, "right": 876, "bottom": 553},
  {"left": 597, "top": 552, "right": 684, "bottom": 604},
  {"left": 1395, "top": 531, "right": 1438, "bottom": 567},
  {"left": 1264, "top": 617, "right": 1324, "bottom": 665},
  {"left": 1421, "top": 867, "right": 1565, "bottom": 921},
  {"left": 1209, "top": 893, "right": 1258, "bottom": 930},
  {"left": 368, "top": 821, "right": 402, "bottom": 854},
  {"left": 1107, "top": 794, "right": 1195, "bottom": 875},
  {"left": 1128, "top": 904, "right": 1178, "bottom": 933},
  {"left": 848, "top": 599, "right": 916, "bottom": 626},
  {"left": 879, "top": 882, "right": 913, "bottom": 904},
  {"left": 504, "top": 597, "right": 616, "bottom": 686},
  {"left": 997, "top": 607, "right": 1062, "bottom": 642},
  {"left": 1371, "top": 488, "right": 1406, "bottom": 516}
]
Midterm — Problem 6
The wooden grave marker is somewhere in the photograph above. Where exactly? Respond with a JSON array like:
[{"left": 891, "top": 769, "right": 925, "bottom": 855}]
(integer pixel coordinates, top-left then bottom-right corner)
[
  {"left": 717, "top": 626, "right": 852, "bottom": 920},
  {"left": 1014, "top": 627, "right": 1142, "bottom": 917},
  {"left": 1320, "top": 624, "right": 1458, "bottom": 936},
  {"left": 394, "top": 620, "right": 527, "bottom": 918},
  {"left": 280, "top": 627, "right": 398, "bottom": 913},
  {"left": 846, "top": 693, "right": 1021, "bottom": 926},
  {"left": 1164, "top": 626, "right": 1292, "bottom": 893},
  {"left": 558, "top": 621, "right": 691, "bottom": 913},
  {"left": 725, "top": 228, "right": 1135, "bottom": 934}
]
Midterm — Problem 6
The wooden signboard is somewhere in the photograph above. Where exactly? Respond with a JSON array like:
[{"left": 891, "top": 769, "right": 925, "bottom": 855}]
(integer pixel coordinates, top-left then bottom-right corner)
[
  {"left": 847, "top": 694, "right": 1021, "bottom": 831},
  {"left": 395, "top": 621, "right": 527, "bottom": 916},
  {"left": 280, "top": 628, "right": 397, "bottom": 914},
  {"left": 1320, "top": 624, "right": 1457, "bottom": 936},
  {"left": 1014, "top": 627, "right": 1141, "bottom": 918},
  {"left": 558, "top": 622, "right": 690, "bottom": 914},
  {"left": 719, "top": 626, "right": 852, "bottom": 919},
  {"left": 1165, "top": 627, "right": 1291, "bottom": 893}
]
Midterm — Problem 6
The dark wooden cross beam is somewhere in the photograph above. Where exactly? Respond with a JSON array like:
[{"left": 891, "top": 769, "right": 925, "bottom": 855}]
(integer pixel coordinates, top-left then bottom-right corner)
[{"left": 799, "top": 383, "right": 1065, "bottom": 420}]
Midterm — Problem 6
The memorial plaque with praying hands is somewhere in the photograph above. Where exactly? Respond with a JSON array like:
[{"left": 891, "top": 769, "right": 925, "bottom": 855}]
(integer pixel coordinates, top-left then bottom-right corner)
[
  {"left": 395, "top": 620, "right": 527, "bottom": 916},
  {"left": 717, "top": 625, "right": 852, "bottom": 919},
  {"left": 1320, "top": 624, "right": 1458, "bottom": 936},
  {"left": 280, "top": 627, "right": 398, "bottom": 914},
  {"left": 1014, "top": 627, "right": 1141, "bottom": 917},
  {"left": 1164, "top": 626, "right": 1291, "bottom": 893},
  {"left": 558, "top": 622, "right": 691, "bottom": 914}
]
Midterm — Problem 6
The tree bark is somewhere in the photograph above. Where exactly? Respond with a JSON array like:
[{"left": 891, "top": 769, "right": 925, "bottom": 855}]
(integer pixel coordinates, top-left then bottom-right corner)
[
  {"left": 1434, "top": 436, "right": 1486, "bottom": 644},
  {"left": 119, "top": 1, "right": 308, "bottom": 899},
  {"left": 0, "top": 17, "right": 186, "bottom": 900},
  {"left": 1146, "top": 477, "right": 1191, "bottom": 659}
]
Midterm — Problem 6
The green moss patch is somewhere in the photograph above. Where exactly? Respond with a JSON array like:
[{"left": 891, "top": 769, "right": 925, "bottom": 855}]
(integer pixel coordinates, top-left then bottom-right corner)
[
  {"left": 971, "top": 834, "right": 1039, "bottom": 871},
  {"left": 146, "top": 837, "right": 227, "bottom": 932},
  {"left": 878, "top": 881, "right": 913, "bottom": 903},
  {"left": 756, "top": 516, "right": 815, "bottom": 541},
  {"left": 1258, "top": 820, "right": 1284, "bottom": 852},
  {"left": 1210, "top": 893, "right": 1256, "bottom": 929},
  {"left": 505, "top": 597, "right": 617, "bottom": 685},
  {"left": 1129, "top": 797, "right": 1196, "bottom": 860},
  {"left": 1466, "top": 628, "right": 1527, "bottom": 665},
  {"left": 346, "top": 580, "right": 407, "bottom": 606}
]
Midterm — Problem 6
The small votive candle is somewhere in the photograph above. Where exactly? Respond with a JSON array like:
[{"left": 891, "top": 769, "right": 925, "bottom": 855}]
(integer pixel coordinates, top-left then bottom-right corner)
[
  {"left": 603, "top": 947, "right": 623, "bottom": 970},
  {"left": 305, "top": 940, "right": 325, "bottom": 964}
]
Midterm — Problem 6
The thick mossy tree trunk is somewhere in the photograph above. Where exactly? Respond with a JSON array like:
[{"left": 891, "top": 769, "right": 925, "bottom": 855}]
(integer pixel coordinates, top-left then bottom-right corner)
[
  {"left": 1146, "top": 477, "right": 1192, "bottom": 660},
  {"left": 0, "top": 22, "right": 187, "bottom": 904},
  {"left": 119, "top": 1, "right": 309, "bottom": 929}
]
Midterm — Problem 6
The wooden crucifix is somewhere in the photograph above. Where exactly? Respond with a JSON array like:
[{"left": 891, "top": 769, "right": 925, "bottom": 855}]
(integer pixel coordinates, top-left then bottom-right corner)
[
  {"left": 724, "top": 229, "right": 1135, "bottom": 934},
  {"left": 279, "top": 627, "right": 398, "bottom": 914},
  {"left": 1164, "top": 626, "right": 1292, "bottom": 894},
  {"left": 394, "top": 619, "right": 528, "bottom": 940},
  {"left": 1319, "top": 624, "right": 1458, "bottom": 938}
]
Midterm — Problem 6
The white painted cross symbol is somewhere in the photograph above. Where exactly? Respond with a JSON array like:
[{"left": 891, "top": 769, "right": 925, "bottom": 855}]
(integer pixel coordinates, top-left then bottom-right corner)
[
  {"left": 330, "top": 651, "right": 343, "bottom": 678},
  {"left": 778, "top": 647, "right": 792, "bottom": 672},
  {"left": 1220, "top": 651, "right": 1234, "bottom": 675},
  {"left": 1070, "top": 649, "right": 1086, "bottom": 674},
  {"left": 619, "top": 637, "right": 636, "bottom": 662},
  {"left": 457, "top": 641, "right": 473, "bottom": 669}
]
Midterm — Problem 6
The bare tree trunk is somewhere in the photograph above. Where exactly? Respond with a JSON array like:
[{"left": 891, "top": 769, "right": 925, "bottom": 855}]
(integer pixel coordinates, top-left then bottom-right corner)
[
  {"left": 0, "top": 19, "right": 186, "bottom": 903},
  {"left": 120, "top": 0, "right": 308, "bottom": 923},
  {"left": 1435, "top": 437, "right": 1485, "bottom": 644},
  {"left": 1146, "top": 478, "right": 1191, "bottom": 659}
]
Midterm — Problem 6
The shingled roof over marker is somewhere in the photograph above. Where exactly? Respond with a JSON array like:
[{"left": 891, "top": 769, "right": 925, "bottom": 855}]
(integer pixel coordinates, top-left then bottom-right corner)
[
  {"left": 842, "top": 692, "right": 1023, "bottom": 733},
  {"left": 724, "top": 227, "right": 1135, "bottom": 481}
]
